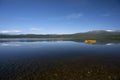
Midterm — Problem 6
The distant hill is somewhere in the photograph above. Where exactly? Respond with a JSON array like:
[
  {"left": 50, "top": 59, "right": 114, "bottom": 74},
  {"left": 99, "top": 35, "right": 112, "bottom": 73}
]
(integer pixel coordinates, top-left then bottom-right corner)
[
  {"left": 0, "top": 30, "right": 120, "bottom": 40},
  {"left": 75, "top": 30, "right": 120, "bottom": 35},
  {"left": 73, "top": 30, "right": 120, "bottom": 40}
]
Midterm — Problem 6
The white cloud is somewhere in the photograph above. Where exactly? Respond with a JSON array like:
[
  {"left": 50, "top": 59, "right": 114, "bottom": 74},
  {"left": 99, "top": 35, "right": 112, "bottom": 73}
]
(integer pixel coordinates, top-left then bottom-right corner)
[
  {"left": 30, "top": 28, "right": 42, "bottom": 31},
  {"left": 102, "top": 14, "right": 111, "bottom": 16},
  {"left": 102, "top": 13, "right": 120, "bottom": 17},
  {"left": 49, "top": 13, "right": 83, "bottom": 20},
  {"left": 106, "top": 30, "right": 113, "bottom": 32},
  {"left": 66, "top": 13, "right": 83, "bottom": 19},
  {"left": 0, "top": 30, "right": 22, "bottom": 34}
]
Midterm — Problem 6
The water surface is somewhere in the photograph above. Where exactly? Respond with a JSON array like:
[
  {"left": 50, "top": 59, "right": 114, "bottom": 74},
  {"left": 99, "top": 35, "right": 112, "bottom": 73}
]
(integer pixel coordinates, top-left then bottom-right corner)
[{"left": 0, "top": 38, "right": 120, "bottom": 80}]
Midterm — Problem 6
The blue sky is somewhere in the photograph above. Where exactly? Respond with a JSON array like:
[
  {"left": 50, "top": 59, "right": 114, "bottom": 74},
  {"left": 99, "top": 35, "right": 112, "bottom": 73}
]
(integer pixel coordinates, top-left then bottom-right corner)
[{"left": 0, "top": 0, "right": 120, "bottom": 34}]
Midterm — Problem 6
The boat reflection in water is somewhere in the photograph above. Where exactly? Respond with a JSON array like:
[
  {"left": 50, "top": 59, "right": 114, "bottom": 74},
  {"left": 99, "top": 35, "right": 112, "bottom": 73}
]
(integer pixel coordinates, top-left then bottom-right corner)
[{"left": 84, "top": 40, "right": 96, "bottom": 44}]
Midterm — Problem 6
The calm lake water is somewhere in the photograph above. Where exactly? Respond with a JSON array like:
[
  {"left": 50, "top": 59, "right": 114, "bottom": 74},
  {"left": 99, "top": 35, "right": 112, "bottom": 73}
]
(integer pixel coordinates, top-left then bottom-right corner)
[{"left": 0, "top": 38, "right": 120, "bottom": 80}]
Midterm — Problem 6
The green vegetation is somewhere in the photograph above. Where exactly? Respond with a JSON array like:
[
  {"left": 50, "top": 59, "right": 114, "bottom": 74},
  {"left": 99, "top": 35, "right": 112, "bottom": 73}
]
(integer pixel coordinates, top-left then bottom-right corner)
[{"left": 0, "top": 30, "right": 120, "bottom": 40}]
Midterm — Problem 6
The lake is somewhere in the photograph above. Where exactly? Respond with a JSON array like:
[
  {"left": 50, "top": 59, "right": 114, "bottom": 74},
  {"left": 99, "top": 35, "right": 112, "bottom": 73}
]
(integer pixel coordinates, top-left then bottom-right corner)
[{"left": 0, "top": 38, "right": 120, "bottom": 80}]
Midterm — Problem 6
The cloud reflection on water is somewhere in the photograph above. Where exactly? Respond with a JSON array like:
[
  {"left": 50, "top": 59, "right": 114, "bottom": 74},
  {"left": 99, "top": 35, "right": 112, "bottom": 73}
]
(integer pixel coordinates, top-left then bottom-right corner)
[
  {"left": 0, "top": 43, "right": 21, "bottom": 47},
  {"left": 0, "top": 38, "right": 120, "bottom": 47}
]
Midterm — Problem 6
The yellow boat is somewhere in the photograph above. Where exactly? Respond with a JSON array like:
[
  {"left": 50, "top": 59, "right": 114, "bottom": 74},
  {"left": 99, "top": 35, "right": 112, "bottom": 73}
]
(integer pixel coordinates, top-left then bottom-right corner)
[{"left": 84, "top": 40, "right": 96, "bottom": 44}]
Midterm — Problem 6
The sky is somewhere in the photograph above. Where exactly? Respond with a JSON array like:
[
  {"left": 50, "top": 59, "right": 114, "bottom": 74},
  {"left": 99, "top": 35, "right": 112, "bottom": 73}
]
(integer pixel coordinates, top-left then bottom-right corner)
[{"left": 0, "top": 0, "right": 120, "bottom": 34}]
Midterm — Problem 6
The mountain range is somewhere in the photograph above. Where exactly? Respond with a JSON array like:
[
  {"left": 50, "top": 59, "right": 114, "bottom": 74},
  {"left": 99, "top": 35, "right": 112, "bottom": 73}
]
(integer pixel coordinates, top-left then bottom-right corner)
[
  {"left": 75, "top": 30, "right": 120, "bottom": 35},
  {"left": 0, "top": 30, "right": 120, "bottom": 40}
]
